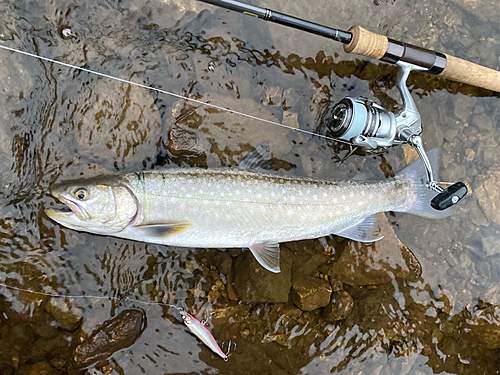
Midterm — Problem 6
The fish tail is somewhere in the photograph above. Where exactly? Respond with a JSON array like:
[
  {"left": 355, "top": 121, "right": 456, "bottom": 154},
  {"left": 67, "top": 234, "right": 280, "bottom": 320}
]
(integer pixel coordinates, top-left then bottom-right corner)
[{"left": 396, "top": 148, "right": 452, "bottom": 218}]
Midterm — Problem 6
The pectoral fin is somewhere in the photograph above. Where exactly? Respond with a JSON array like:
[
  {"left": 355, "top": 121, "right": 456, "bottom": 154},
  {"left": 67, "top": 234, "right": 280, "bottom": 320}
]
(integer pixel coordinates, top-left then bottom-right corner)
[
  {"left": 334, "top": 214, "right": 384, "bottom": 242},
  {"left": 135, "top": 222, "right": 191, "bottom": 238},
  {"left": 249, "top": 242, "right": 281, "bottom": 273}
]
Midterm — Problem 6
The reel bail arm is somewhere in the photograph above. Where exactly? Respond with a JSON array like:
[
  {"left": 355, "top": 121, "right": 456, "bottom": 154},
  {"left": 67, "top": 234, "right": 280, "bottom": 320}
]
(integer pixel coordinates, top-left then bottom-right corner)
[{"left": 327, "top": 62, "right": 467, "bottom": 210}]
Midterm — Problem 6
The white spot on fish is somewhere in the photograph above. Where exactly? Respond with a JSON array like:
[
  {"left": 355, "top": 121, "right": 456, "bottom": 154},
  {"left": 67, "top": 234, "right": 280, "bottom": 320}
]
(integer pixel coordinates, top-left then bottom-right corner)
[
  {"left": 290, "top": 195, "right": 296, "bottom": 202},
  {"left": 287, "top": 209, "right": 294, "bottom": 216},
  {"left": 257, "top": 193, "right": 262, "bottom": 198},
  {"left": 333, "top": 197, "right": 338, "bottom": 203},
  {"left": 349, "top": 191, "right": 354, "bottom": 198},
  {"left": 369, "top": 193, "right": 374, "bottom": 199},
  {"left": 344, "top": 205, "right": 350, "bottom": 212},
  {"left": 361, "top": 190, "right": 366, "bottom": 196},
  {"left": 271, "top": 191, "right": 277, "bottom": 197},
  {"left": 342, "top": 194, "right": 346, "bottom": 200},
  {"left": 225, "top": 201, "right": 232, "bottom": 206},
  {"left": 313, "top": 195, "right": 318, "bottom": 201}
]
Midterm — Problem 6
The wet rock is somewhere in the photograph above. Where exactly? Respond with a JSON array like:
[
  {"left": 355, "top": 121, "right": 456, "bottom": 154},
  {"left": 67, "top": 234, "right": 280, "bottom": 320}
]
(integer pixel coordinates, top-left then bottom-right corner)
[
  {"left": 74, "top": 309, "right": 146, "bottom": 367},
  {"left": 45, "top": 298, "right": 83, "bottom": 331},
  {"left": 328, "top": 214, "right": 420, "bottom": 285},
  {"left": 453, "top": 94, "right": 477, "bottom": 121},
  {"left": 323, "top": 291, "right": 354, "bottom": 321},
  {"left": 33, "top": 311, "right": 60, "bottom": 339},
  {"left": 466, "top": 304, "right": 500, "bottom": 349},
  {"left": 291, "top": 276, "right": 332, "bottom": 311},
  {"left": 481, "top": 235, "right": 500, "bottom": 256},
  {"left": 233, "top": 249, "right": 293, "bottom": 303},
  {"left": 475, "top": 167, "right": 500, "bottom": 224},
  {"left": 28, "top": 361, "right": 53, "bottom": 375},
  {"left": 167, "top": 126, "right": 205, "bottom": 156}
]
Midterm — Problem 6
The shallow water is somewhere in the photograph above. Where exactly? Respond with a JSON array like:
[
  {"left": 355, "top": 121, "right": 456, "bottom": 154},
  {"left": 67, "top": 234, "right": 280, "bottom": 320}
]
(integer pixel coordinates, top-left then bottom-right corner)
[{"left": 0, "top": 0, "right": 499, "bottom": 374}]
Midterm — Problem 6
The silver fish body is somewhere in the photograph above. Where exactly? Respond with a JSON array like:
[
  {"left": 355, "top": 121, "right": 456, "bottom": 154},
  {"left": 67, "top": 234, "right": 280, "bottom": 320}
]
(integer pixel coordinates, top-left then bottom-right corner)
[
  {"left": 118, "top": 168, "right": 409, "bottom": 246},
  {"left": 45, "top": 148, "right": 447, "bottom": 272}
]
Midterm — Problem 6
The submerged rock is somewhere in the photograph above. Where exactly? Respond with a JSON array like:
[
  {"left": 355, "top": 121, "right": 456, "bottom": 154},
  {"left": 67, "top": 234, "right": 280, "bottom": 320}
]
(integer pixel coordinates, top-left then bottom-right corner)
[
  {"left": 233, "top": 249, "right": 292, "bottom": 303},
  {"left": 475, "top": 167, "right": 500, "bottom": 224},
  {"left": 45, "top": 298, "right": 83, "bottom": 331},
  {"left": 73, "top": 309, "right": 146, "bottom": 367},
  {"left": 328, "top": 214, "right": 420, "bottom": 286},
  {"left": 323, "top": 291, "right": 354, "bottom": 321},
  {"left": 466, "top": 304, "right": 500, "bottom": 349},
  {"left": 291, "top": 276, "right": 332, "bottom": 311},
  {"left": 167, "top": 126, "right": 205, "bottom": 156}
]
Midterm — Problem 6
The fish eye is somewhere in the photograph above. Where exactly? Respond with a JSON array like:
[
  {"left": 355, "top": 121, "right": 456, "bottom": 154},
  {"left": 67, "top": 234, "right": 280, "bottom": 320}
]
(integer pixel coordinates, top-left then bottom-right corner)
[{"left": 74, "top": 188, "right": 89, "bottom": 200}]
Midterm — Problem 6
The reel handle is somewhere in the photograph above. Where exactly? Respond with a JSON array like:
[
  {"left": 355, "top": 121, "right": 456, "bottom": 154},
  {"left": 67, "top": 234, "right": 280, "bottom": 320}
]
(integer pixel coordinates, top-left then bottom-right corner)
[{"left": 431, "top": 182, "right": 468, "bottom": 210}]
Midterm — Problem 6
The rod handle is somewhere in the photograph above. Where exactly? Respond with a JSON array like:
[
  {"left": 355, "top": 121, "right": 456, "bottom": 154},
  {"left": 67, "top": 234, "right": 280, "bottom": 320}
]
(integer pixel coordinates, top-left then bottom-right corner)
[
  {"left": 343, "top": 25, "right": 388, "bottom": 59},
  {"left": 344, "top": 25, "right": 500, "bottom": 92},
  {"left": 438, "top": 54, "right": 500, "bottom": 92}
]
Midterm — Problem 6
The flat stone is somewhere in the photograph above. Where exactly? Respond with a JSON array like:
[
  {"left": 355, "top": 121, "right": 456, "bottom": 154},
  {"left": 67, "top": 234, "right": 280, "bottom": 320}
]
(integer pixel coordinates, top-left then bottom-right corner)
[
  {"left": 291, "top": 276, "right": 332, "bottom": 311},
  {"left": 475, "top": 167, "right": 500, "bottom": 224},
  {"left": 74, "top": 309, "right": 146, "bottom": 367},
  {"left": 323, "top": 291, "right": 354, "bottom": 321},
  {"left": 233, "top": 248, "right": 293, "bottom": 303}
]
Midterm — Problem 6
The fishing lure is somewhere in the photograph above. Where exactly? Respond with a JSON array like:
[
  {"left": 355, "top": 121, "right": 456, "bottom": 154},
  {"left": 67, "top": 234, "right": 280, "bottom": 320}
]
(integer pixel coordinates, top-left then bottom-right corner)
[{"left": 180, "top": 310, "right": 228, "bottom": 361}]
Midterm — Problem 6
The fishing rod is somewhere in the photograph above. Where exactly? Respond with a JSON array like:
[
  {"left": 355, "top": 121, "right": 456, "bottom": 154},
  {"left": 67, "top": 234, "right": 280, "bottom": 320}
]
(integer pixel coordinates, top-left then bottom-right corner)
[
  {"left": 198, "top": 0, "right": 500, "bottom": 93},
  {"left": 198, "top": 0, "right": 471, "bottom": 210}
]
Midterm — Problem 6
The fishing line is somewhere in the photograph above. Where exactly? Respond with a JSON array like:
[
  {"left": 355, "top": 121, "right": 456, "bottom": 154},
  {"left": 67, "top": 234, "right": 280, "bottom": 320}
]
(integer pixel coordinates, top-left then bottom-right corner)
[
  {"left": 0, "top": 282, "right": 183, "bottom": 312},
  {"left": 0, "top": 43, "right": 349, "bottom": 145}
]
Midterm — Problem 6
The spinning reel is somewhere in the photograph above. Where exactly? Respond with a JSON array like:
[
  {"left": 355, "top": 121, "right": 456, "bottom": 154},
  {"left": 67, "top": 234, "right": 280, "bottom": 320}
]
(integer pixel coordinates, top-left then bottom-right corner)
[{"left": 326, "top": 62, "right": 467, "bottom": 211}]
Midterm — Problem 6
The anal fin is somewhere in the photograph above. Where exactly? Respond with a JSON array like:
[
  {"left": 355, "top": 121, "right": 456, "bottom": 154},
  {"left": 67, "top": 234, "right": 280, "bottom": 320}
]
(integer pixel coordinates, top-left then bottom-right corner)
[
  {"left": 249, "top": 242, "right": 280, "bottom": 273},
  {"left": 334, "top": 214, "right": 383, "bottom": 242},
  {"left": 135, "top": 222, "right": 191, "bottom": 238}
]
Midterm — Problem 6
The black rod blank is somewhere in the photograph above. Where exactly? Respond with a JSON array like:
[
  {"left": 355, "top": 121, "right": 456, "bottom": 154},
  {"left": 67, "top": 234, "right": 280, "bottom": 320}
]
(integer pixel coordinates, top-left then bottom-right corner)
[{"left": 198, "top": 0, "right": 352, "bottom": 44}]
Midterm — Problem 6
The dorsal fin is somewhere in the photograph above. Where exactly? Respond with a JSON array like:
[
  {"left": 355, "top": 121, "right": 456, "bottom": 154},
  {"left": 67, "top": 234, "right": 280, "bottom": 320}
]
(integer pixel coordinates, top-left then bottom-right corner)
[{"left": 238, "top": 142, "right": 274, "bottom": 172}]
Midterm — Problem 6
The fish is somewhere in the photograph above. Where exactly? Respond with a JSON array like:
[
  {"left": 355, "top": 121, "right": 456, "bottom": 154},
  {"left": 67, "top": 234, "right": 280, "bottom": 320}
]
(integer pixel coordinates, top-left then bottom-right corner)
[
  {"left": 45, "top": 143, "right": 450, "bottom": 273},
  {"left": 180, "top": 310, "right": 228, "bottom": 361}
]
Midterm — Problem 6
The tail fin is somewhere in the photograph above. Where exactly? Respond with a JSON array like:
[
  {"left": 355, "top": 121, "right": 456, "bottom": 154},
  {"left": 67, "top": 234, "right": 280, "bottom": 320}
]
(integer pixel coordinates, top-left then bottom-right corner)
[{"left": 396, "top": 148, "right": 452, "bottom": 218}]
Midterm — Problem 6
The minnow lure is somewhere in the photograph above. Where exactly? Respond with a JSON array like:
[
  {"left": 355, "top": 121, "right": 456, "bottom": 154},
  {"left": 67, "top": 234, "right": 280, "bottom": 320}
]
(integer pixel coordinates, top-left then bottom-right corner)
[{"left": 180, "top": 310, "right": 228, "bottom": 361}]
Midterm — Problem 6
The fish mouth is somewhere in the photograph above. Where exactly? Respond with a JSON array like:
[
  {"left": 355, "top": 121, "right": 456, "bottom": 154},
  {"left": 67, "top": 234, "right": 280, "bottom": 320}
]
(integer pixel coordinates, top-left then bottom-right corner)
[{"left": 45, "top": 192, "right": 89, "bottom": 224}]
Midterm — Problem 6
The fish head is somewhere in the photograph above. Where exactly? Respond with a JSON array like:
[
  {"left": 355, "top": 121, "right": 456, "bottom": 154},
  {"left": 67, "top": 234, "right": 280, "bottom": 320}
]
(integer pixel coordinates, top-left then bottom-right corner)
[{"left": 45, "top": 177, "right": 138, "bottom": 234}]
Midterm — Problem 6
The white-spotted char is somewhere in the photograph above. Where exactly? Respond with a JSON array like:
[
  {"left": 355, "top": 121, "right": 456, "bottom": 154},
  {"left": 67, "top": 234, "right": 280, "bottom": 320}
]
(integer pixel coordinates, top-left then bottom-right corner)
[{"left": 45, "top": 145, "right": 450, "bottom": 273}]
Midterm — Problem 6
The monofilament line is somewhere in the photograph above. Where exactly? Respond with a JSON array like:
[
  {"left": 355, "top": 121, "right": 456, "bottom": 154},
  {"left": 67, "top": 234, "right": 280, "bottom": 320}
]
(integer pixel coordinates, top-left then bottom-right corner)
[
  {"left": 0, "top": 282, "right": 184, "bottom": 311},
  {"left": 0, "top": 43, "right": 347, "bottom": 144}
]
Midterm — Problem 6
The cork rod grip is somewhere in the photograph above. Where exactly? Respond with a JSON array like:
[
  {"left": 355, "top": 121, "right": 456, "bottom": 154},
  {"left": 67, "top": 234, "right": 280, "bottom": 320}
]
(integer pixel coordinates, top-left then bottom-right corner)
[
  {"left": 343, "top": 25, "right": 388, "bottom": 59},
  {"left": 344, "top": 25, "right": 500, "bottom": 92},
  {"left": 438, "top": 54, "right": 500, "bottom": 92}
]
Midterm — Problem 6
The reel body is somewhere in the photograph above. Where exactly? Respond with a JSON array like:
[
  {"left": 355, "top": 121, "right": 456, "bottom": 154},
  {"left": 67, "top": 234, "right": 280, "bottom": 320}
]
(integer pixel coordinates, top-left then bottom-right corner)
[{"left": 327, "top": 62, "right": 467, "bottom": 210}]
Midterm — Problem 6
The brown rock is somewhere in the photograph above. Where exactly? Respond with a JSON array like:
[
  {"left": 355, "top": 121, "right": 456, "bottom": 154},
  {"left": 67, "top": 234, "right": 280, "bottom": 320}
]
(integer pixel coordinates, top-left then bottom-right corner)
[
  {"left": 466, "top": 304, "right": 500, "bottom": 349},
  {"left": 167, "top": 126, "right": 205, "bottom": 156},
  {"left": 45, "top": 298, "right": 83, "bottom": 331},
  {"left": 74, "top": 309, "right": 146, "bottom": 367},
  {"left": 323, "top": 291, "right": 354, "bottom": 321},
  {"left": 291, "top": 276, "right": 332, "bottom": 311},
  {"left": 233, "top": 249, "right": 293, "bottom": 303}
]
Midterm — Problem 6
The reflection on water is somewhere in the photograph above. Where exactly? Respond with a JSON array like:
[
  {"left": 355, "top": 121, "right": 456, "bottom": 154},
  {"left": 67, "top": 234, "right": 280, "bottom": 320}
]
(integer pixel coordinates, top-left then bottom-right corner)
[{"left": 0, "top": 0, "right": 499, "bottom": 374}]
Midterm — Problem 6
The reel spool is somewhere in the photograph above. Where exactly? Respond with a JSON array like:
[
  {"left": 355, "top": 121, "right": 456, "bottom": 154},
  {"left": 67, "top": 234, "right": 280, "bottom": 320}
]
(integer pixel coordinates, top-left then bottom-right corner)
[{"left": 326, "top": 62, "right": 467, "bottom": 211}]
